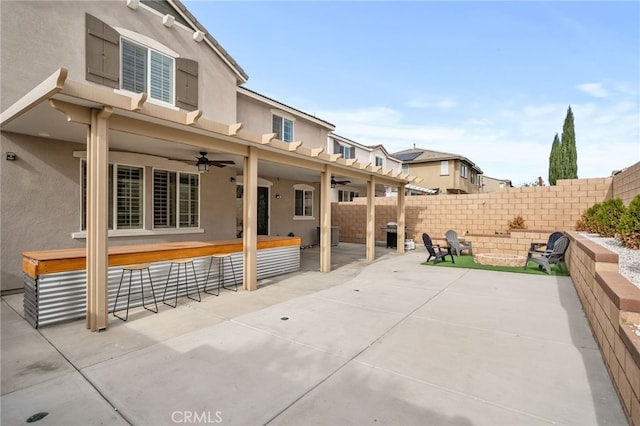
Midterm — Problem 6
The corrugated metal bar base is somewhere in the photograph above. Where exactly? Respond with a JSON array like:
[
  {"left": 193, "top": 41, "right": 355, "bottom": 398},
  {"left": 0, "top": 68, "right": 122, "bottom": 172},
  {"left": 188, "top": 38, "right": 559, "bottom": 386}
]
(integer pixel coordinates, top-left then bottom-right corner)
[{"left": 23, "top": 246, "right": 300, "bottom": 328}]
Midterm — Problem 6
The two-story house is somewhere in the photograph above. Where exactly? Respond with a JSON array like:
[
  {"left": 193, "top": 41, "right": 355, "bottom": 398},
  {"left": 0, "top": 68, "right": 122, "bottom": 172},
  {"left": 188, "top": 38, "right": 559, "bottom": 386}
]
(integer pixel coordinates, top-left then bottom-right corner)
[
  {"left": 1, "top": 0, "right": 412, "bottom": 329},
  {"left": 393, "top": 147, "right": 483, "bottom": 194},
  {"left": 329, "top": 134, "right": 403, "bottom": 201}
]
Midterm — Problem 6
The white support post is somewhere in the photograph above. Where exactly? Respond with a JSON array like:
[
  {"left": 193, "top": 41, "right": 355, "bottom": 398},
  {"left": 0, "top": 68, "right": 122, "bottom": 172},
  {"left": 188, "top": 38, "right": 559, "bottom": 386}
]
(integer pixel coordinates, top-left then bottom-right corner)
[
  {"left": 243, "top": 147, "right": 258, "bottom": 290},
  {"left": 366, "top": 177, "right": 376, "bottom": 261},
  {"left": 319, "top": 167, "right": 332, "bottom": 272}
]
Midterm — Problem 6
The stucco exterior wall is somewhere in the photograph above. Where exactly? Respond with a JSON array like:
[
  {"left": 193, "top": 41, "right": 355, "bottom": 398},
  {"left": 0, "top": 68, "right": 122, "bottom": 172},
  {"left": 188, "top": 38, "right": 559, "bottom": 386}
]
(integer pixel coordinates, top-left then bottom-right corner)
[
  {"left": 236, "top": 93, "right": 328, "bottom": 149},
  {"left": 0, "top": 0, "right": 238, "bottom": 122},
  {"left": 0, "top": 131, "right": 239, "bottom": 292}
]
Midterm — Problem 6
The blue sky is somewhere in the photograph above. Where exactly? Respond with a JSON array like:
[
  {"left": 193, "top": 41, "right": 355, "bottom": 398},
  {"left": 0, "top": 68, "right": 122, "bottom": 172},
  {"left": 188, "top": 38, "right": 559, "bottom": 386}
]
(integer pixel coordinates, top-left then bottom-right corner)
[{"left": 184, "top": 1, "right": 639, "bottom": 185}]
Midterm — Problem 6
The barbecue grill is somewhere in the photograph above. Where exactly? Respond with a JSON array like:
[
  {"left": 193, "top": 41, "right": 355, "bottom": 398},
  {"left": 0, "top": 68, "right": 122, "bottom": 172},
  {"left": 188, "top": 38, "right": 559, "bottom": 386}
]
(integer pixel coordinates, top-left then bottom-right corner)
[{"left": 382, "top": 222, "right": 409, "bottom": 248}]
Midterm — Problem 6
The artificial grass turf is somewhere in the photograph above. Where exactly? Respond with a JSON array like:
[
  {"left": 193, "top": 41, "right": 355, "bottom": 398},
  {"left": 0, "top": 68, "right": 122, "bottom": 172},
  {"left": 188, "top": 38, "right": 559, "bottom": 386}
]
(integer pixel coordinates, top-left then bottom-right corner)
[{"left": 422, "top": 254, "right": 570, "bottom": 276}]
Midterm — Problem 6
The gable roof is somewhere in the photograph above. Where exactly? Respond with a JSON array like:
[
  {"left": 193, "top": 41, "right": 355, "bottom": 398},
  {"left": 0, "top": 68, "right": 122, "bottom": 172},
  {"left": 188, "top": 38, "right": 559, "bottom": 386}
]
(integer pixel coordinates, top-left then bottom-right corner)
[
  {"left": 239, "top": 87, "right": 335, "bottom": 130},
  {"left": 392, "top": 147, "right": 483, "bottom": 174},
  {"left": 150, "top": 0, "right": 249, "bottom": 83}
]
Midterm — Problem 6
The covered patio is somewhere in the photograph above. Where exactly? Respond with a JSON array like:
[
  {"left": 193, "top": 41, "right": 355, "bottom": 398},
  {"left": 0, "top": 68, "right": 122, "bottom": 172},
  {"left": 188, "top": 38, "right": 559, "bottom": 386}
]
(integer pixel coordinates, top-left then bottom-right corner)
[
  {"left": 1, "top": 244, "right": 626, "bottom": 425},
  {"left": 1, "top": 68, "right": 416, "bottom": 331}
]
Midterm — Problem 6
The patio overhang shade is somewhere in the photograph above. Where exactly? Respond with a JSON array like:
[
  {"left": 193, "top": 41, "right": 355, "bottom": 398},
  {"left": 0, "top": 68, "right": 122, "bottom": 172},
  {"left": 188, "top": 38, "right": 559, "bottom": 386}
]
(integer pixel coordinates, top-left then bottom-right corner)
[{"left": 1, "top": 68, "right": 417, "bottom": 331}]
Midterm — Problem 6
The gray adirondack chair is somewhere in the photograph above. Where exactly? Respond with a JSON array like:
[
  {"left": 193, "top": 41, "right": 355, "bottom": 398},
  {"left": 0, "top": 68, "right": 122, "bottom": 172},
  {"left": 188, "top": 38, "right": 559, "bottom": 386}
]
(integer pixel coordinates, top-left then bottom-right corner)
[
  {"left": 422, "top": 233, "right": 454, "bottom": 264},
  {"left": 445, "top": 230, "right": 473, "bottom": 256},
  {"left": 524, "top": 235, "right": 570, "bottom": 275}
]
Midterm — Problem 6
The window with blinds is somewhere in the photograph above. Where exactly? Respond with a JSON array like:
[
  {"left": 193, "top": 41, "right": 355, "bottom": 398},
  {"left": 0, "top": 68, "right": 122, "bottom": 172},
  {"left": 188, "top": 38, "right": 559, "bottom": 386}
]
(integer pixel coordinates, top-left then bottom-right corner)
[
  {"left": 179, "top": 173, "right": 199, "bottom": 228},
  {"left": 117, "top": 166, "right": 144, "bottom": 229},
  {"left": 154, "top": 170, "right": 199, "bottom": 229},
  {"left": 153, "top": 170, "right": 176, "bottom": 228},
  {"left": 121, "top": 39, "right": 174, "bottom": 104}
]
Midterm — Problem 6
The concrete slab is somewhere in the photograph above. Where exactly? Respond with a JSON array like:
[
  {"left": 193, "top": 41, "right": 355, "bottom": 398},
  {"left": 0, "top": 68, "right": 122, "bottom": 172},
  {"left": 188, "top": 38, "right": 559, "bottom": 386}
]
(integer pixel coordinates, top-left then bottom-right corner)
[
  {"left": 82, "top": 321, "right": 347, "bottom": 425},
  {"left": 1, "top": 371, "right": 127, "bottom": 425},
  {"left": 1, "top": 244, "right": 628, "bottom": 426},
  {"left": 412, "top": 271, "right": 597, "bottom": 347},
  {"left": 235, "top": 295, "right": 405, "bottom": 358},
  {"left": 270, "top": 361, "right": 554, "bottom": 426},
  {"left": 357, "top": 315, "right": 626, "bottom": 425},
  {"left": 1, "top": 300, "right": 75, "bottom": 394}
]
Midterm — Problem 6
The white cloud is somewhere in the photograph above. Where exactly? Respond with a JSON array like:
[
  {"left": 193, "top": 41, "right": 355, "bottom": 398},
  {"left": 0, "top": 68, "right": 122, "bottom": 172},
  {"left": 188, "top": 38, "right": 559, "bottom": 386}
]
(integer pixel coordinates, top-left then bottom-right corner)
[
  {"left": 577, "top": 82, "right": 609, "bottom": 98},
  {"left": 406, "top": 97, "right": 457, "bottom": 110},
  {"left": 317, "top": 97, "right": 639, "bottom": 186}
]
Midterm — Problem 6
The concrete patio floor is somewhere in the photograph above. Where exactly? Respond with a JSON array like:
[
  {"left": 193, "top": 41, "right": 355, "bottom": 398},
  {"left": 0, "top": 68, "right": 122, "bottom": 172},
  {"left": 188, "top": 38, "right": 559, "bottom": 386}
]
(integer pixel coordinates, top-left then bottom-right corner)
[{"left": 1, "top": 243, "right": 628, "bottom": 425}]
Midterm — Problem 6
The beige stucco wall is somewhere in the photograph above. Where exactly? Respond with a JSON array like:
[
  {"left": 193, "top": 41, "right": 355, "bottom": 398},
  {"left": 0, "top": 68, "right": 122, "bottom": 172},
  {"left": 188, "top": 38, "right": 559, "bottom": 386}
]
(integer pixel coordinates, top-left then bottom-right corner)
[
  {"left": 407, "top": 160, "right": 481, "bottom": 193},
  {"left": 0, "top": 132, "right": 238, "bottom": 292},
  {"left": 0, "top": 0, "right": 238, "bottom": 122},
  {"left": 236, "top": 93, "right": 329, "bottom": 149}
]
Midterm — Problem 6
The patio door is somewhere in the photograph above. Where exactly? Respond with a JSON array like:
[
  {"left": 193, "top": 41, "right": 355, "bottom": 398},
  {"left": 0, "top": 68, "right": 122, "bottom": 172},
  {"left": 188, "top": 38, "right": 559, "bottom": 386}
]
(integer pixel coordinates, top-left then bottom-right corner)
[{"left": 257, "top": 186, "right": 269, "bottom": 235}]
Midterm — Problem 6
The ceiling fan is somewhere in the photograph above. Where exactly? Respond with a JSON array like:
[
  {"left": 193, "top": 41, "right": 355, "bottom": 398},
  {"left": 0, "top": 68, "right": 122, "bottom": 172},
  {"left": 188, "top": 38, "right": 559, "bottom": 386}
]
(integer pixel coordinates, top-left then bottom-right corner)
[
  {"left": 191, "top": 151, "right": 235, "bottom": 171},
  {"left": 331, "top": 176, "right": 351, "bottom": 187}
]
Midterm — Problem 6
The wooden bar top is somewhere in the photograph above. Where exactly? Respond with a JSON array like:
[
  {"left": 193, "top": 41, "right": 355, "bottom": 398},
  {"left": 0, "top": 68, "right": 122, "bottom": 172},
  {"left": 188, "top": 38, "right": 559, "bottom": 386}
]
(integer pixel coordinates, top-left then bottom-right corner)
[{"left": 22, "top": 236, "right": 301, "bottom": 278}]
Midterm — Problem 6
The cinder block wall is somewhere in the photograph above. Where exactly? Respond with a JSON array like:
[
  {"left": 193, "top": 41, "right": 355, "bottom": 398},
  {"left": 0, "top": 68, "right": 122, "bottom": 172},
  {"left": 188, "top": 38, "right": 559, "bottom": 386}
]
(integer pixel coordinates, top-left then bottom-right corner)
[
  {"left": 333, "top": 177, "right": 613, "bottom": 251},
  {"left": 613, "top": 161, "right": 640, "bottom": 206},
  {"left": 565, "top": 231, "right": 640, "bottom": 425}
]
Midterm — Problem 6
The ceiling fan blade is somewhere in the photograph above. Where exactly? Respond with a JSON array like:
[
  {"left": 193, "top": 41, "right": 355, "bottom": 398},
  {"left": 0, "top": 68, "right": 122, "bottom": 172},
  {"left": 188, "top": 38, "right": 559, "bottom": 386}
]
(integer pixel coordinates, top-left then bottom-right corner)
[{"left": 210, "top": 160, "right": 235, "bottom": 168}]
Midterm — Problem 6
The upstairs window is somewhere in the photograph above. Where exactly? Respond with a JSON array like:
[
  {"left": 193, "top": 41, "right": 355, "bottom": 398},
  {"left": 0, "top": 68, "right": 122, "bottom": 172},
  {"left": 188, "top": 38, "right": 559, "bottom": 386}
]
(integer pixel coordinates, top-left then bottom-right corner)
[
  {"left": 85, "top": 14, "right": 199, "bottom": 110},
  {"left": 122, "top": 39, "right": 174, "bottom": 104},
  {"left": 402, "top": 164, "right": 409, "bottom": 174},
  {"left": 440, "top": 160, "right": 449, "bottom": 175},
  {"left": 333, "top": 141, "right": 355, "bottom": 159},
  {"left": 273, "top": 115, "right": 294, "bottom": 142},
  {"left": 461, "top": 164, "right": 468, "bottom": 178},
  {"left": 375, "top": 156, "right": 384, "bottom": 167}
]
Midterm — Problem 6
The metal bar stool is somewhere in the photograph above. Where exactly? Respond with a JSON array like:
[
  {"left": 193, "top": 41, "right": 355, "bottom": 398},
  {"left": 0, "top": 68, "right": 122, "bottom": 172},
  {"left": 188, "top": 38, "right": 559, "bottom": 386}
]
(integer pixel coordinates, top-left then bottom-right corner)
[
  {"left": 113, "top": 263, "right": 158, "bottom": 321},
  {"left": 162, "top": 258, "right": 201, "bottom": 308},
  {"left": 203, "top": 254, "right": 239, "bottom": 296}
]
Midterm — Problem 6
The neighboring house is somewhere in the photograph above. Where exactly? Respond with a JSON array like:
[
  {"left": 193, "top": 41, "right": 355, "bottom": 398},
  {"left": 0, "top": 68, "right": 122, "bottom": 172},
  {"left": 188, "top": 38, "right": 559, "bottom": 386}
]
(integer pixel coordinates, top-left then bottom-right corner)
[
  {"left": 481, "top": 175, "right": 513, "bottom": 193},
  {"left": 329, "top": 134, "right": 403, "bottom": 201},
  {"left": 393, "top": 147, "right": 483, "bottom": 194},
  {"left": 0, "top": 0, "right": 411, "bottom": 311}
]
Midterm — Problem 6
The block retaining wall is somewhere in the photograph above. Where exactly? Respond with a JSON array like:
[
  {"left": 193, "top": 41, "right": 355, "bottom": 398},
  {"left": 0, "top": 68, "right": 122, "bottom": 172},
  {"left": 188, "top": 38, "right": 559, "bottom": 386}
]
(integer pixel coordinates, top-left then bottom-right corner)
[{"left": 565, "top": 231, "right": 639, "bottom": 425}]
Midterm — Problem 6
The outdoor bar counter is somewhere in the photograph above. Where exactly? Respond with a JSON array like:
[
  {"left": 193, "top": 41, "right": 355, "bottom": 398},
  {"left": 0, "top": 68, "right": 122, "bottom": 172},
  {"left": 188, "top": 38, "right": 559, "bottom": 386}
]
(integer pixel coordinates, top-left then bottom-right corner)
[{"left": 22, "top": 236, "right": 301, "bottom": 328}]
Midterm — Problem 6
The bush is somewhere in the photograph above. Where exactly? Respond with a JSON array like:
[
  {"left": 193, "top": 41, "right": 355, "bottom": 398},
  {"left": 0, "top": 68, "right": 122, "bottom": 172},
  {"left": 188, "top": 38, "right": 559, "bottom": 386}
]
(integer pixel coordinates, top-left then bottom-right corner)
[
  {"left": 618, "top": 195, "right": 640, "bottom": 249},
  {"left": 595, "top": 198, "right": 626, "bottom": 237},
  {"left": 576, "top": 203, "right": 600, "bottom": 233},
  {"left": 508, "top": 215, "right": 527, "bottom": 230},
  {"left": 575, "top": 199, "right": 626, "bottom": 237}
]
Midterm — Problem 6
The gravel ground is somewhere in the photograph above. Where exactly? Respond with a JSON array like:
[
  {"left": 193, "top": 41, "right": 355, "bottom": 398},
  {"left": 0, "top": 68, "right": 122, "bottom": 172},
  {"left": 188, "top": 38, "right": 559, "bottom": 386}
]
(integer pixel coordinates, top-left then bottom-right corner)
[{"left": 580, "top": 233, "right": 640, "bottom": 289}]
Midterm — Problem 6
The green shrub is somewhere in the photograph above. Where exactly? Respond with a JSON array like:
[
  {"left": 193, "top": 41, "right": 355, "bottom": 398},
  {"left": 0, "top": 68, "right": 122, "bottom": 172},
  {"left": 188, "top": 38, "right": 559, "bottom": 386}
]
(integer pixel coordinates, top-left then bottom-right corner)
[
  {"left": 594, "top": 198, "right": 626, "bottom": 237},
  {"left": 576, "top": 202, "right": 601, "bottom": 233},
  {"left": 618, "top": 195, "right": 640, "bottom": 249}
]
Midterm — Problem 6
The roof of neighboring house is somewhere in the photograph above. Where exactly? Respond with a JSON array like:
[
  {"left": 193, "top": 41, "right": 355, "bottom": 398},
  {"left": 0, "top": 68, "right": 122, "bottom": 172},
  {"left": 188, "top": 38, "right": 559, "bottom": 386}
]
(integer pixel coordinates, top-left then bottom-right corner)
[
  {"left": 239, "top": 87, "right": 335, "bottom": 130},
  {"left": 162, "top": 0, "right": 249, "bottom": 83},
  {"left": 392, "top": 148, "right": 483, "bottom": 174},
  {"left": 329, "top": 134, "right": 401, "bottom": 164}
]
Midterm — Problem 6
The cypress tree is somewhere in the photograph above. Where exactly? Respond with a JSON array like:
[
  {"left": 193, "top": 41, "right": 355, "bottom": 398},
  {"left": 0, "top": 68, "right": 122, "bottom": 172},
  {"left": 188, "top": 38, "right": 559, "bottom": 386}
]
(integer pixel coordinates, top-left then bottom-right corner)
[
  {"left": 549, "top": 133, "right": 561, "bottom": 185},
  {"left": 560, "top": 105, "right": 578, "bottom": 179}
]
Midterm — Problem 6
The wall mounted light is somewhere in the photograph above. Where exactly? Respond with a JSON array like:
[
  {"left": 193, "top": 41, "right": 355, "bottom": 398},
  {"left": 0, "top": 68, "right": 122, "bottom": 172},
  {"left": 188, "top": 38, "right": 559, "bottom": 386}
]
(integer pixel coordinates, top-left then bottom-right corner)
[
  {"left": 330, "top": 178, "right": 336, "bottom": 188},
  {"left": 6, "top": 152, "right": 16, "bottom": 161},
  {"left": 275, "top": 194, "right": 281, "bottom": 199},
  {"left": 230, "top": 177, "right": 236, "bottom": 183}
]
